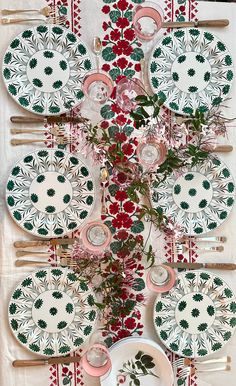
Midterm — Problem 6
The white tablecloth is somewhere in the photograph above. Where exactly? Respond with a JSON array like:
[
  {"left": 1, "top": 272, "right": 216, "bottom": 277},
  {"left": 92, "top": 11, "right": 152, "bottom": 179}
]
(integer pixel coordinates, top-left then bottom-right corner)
[{"left": 0, "top": 1, "right": 236, "bottom": 386}]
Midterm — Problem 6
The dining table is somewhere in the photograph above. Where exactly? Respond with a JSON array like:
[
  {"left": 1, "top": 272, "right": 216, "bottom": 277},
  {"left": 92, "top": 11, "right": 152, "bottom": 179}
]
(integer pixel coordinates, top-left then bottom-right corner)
[{"left": 0, "top": 1, "right": 236, "bottom": 386}]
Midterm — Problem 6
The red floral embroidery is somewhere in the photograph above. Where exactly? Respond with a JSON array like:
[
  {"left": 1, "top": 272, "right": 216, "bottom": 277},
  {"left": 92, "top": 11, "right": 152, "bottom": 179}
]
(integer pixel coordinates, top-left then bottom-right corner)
[
  {"left": 109, "top": 202, "right": 120, "bottom": 214},
  {"left": 123, "top": 201, "right": 135, "bottom": 213},
  {"left": 117, "top": 0, "right": 129, "bottom": 11},
  {"left": 112, "top": 212, "right": 133, "bottom": 229},
  {"left": 116, "top": 17, "right": 129, "bottom": 29},
  {"left": 115, "top": 190, "right": 128, "bottom": 201},
  {"left": 110, "top": 29, "right": 121, "bottom": 41},
  {"left": 117, "top": 230, "right": 129, "bottom": 240}
]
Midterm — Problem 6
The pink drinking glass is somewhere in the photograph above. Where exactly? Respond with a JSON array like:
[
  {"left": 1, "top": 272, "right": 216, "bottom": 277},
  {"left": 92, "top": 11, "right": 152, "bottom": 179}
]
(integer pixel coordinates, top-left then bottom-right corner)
[
  {"left": 133, "top": 1, "right": 164, "bottom": 41},
  {"left": 80, "top": 221, "right": 112, "bottom": 254},
  {"left": 116, "top": 77, "right": 145, "bottom": 112},
  {"left": 81, "top": 343, "right": 112, "bottom": 377},
  {"left": 136, "top": 140, "right": 167, "bottom": 169},
  {"left": 82, "top": 70, "right": 114, "bottom": 104},
  {"left": 146, "top": 264, "right": 176, "bottom": 293}
]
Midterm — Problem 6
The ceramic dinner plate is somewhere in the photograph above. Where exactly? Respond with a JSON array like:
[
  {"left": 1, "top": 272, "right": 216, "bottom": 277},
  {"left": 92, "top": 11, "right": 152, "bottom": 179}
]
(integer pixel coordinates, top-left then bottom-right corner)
[
  {"left": 154, "top": 270, "right": 236, "bottom": 358},
  {"left": 8, "top": 268, "right": 97, "bottom": 356},
  {"left": 2, "top": 25, "right": 93, "bottom": 115},
  {"left": 100, "top": 337, "right": 174, "bottom": 386},
  {"left": 6, "top": 149, "right": 95, "bottom": 238},
  {"left": 151, "top": 155, "right": 235, "bottom": 235},
  {"left": 149, "top": 28, "right": 234, "bottom": 115}
]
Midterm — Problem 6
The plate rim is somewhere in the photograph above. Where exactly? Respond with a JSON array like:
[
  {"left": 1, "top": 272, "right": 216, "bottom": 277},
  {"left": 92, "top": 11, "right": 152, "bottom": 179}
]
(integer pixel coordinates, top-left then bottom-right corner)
[
  {"left": 8, "top": 266, "right": 98, "bottom": 357},
  {"left": 153, "top": 269, "right": 236, "bottom": 358},
  {"left": 1, "top": 24, "right": 95, "bottom": 116},
  {"left": 5, "top": 148, "right": 96, "bottom": 238},
  {"left": 100, "top": 336, "right": 174, "bottom": 385},
  {"left": 148, "top": 27, "right": 234, "bottom": 116}
]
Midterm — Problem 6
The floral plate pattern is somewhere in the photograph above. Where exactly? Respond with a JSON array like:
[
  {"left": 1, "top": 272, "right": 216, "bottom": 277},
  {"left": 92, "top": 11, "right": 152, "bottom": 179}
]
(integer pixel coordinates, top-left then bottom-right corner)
[
  {"left": 6, "top": 149, "right": 95, "bottom": 238},
  {"left": 154, "top": 270, "right": 236, "bottom": 358},
  {"left": 8, "top": 268, "right": 97, "bottom": 356},
  {"left": 2, "top": 25, "right": 93, "bottom": 115},
  {"left": 149, "top": 28, "right": 234, "bottom": 115},
  {"left": 151, "top": 155, "right": 235, "bottom": 235},
  {"left": 100, "top": 337, "right": 173, "bottom": 386}
]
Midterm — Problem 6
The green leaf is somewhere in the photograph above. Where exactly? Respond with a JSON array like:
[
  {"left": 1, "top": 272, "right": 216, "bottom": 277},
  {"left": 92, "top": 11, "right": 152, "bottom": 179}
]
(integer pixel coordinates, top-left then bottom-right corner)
[
  {"left": 135, "top": 351, "right": 143, "bottom": 360},
  {"left": 110, "top": 241, "right": 122, "bottom": 254},
  {"left": 108, "top": 125, "right": 119, "bottom": 138},
  {"left": 102, "top": 47, "right": 116, "bottom": 62},
  {"left": 109, "top": 67, "right": 120, "bottom": 81},
  {"left": 124, "top": 68, "right": 136, "bottom": 78},
  {"left": 124, "top": 125, "right": 134, "bottom": 136},
  {"left": 109, "top": 10, "right": 121, "bottom": 22},
  {"left": 100, "top": 104, "right": 115, "bottom": 119},
  {"left": 130, "top": 48, "right": 144, "bottom": 61},
  {"left": 108, "top": 184, "right": 119, "bottom": 197},
  {"left": 134, "top": 379, "right": 140, "bottom": 386},
  {"left": 104, "top": 220, "right": 116, "bottom": 234},
  {"left": 104, "top": 0, "right": 116, "bottom": 3},
  {"left": 62, "top": 378, "right": 70, "bottom": 385},
  {"left": 124, "top": 10, "right": 133, "bottom": 21},
  {"left": 131, "top": 220, "right": 144, "bottom": 234},
  {"left": 132, "top": 278, "right": 145, "bottom": 291}
]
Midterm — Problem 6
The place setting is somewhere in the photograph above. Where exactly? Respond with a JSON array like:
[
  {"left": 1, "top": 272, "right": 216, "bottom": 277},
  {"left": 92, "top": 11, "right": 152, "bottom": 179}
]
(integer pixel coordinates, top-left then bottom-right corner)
[{"left": 1, "top": 1, "right": 236, "bottom": 386}]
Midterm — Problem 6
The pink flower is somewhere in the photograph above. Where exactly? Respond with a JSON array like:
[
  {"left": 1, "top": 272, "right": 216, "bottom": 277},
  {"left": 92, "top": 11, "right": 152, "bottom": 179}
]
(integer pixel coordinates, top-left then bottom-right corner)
[{"left": 117, "top": 374, "right": 126, "bottom": 384}]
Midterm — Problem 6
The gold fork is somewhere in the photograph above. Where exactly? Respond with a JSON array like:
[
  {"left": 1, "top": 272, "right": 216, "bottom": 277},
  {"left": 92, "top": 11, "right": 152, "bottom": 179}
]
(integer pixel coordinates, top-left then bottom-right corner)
[
  {"left": 1, "top": 15, "right": 66, "bottom": 25},
  {"left": 1, "top": 6, "right": 56, "bottom": 17},
  {"left": 11, "top": 125, "right": 67, "bottom": 136},
  {"left": 15, "top": 257, "right": 77, "bottom": 268},
  {"left": 11, "top": 136, "right": 76, "bottom": 146},
  {"left": 16, "top": 248, "right": 72, "bottom": 258}
]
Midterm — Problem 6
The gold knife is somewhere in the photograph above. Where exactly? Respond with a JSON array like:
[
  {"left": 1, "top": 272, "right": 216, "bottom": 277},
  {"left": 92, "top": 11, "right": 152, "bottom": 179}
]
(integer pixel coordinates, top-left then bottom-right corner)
[
  {"left": 14, "top": 239, "right": 77, "bottom": 248},
  {"left": 13, "top": 356, "right": 81, "bottom": 367},
  {"left": 165, "top": 262, "right": 236, "bottom": 270},
  {"left": 163, "top": 19, "right": 229, "bottom": 28},
  {"left": 10, "top": 116, "right": 88, "bottom": 124}
]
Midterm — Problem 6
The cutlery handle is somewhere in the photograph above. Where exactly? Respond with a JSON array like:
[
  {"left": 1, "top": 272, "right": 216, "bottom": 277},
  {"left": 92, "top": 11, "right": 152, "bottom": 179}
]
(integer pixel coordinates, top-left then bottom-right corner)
[
  {"left": 10, "top": 116, "right": 45, "bottom": 124},
  {"left": 195, "top": 356, "right": 230, "bottom": 365},
  {"left": 195, "top": 236, "right": 226, "bottom": 243},
  {"left": 212, "top": 145, "right": 233, "bottom": 153},
  {"left": 11, "top": 138, "right": 48, "bottom": 145},
  {"left": 14, "top": 240, "right": 50, "bottom": 248},
  {"left": 16, "top": 250, "right": 50, "bottom": 257},
  {"left": 2, "top": 9, "right": 39, "bottom": 15},
  {"left": 15, "top": 260, "right": 51, "bottom": 267},
  {"left": 13, "top": 359, "right": 48, "bottom": 367},
  {"left": 11, "top": 128, "right": 46, "bottom": 134},
  {"left": 197, "top": 19, "right": 229, "bottom": 27},
  {"left": 2, "top": 17, "right": 44, "bottom": 24},
  {"left": 199, "top": 246, "right": 224, "bottom": 252},
  {"left": 204, "top": 263, "right": 236, "bottom": 270},
  {"left": 196, "top": 365, "right": 230, "bottom": 373}
]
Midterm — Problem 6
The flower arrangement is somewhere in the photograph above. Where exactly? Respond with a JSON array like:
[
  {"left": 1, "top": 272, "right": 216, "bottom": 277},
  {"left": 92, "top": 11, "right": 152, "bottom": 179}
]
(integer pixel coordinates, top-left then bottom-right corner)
[{"left": 68, "top": 78, "right": 232, "bottom": 339}]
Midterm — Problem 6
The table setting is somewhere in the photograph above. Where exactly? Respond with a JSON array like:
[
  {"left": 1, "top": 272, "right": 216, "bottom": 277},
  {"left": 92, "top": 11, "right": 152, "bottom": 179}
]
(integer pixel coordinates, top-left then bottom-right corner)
[{"left": 1, "top": 1, "right": 236, "bottom": 386}]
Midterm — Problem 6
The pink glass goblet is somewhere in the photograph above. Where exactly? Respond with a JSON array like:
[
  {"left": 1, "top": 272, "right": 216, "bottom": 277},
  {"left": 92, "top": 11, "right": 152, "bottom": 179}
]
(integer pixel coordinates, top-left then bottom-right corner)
[
  {"left": 136, "top": 140, "right": 167, "bottom": 169},
  {"left": 80, "top": 221, "right": 112, "bottom": 254},
  {"left": 83, "top": 70, "right": 114, "bottom": 104},
  {"left": 81, "top": 343, "right": 111, "bottom": 377},
  {"left": 146, "top": 264, "right": 176, "bottom": 293},
  {"left": 116, "top": 77, "right": 145, "bottom": 113},
  {"left": 133, "top": 1, "right": 164, "bottom": 41}
]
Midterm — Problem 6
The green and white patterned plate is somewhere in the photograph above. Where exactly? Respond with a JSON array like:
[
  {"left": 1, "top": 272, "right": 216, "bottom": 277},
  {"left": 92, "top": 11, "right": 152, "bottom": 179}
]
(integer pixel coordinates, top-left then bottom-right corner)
[
  {"left": 149, "top": 28, "right": 234, "bottom": 115},
  {"left": 6, "top": 149, "right": 95, "bottom": 238},
  {"left": 9, "top": 268, "right": 97, "bottom": 356},
  {"left": 154, "top": 270, "right": 236, "bottom": 358},
  {"left": 151, "top": 155, "right": 235, "bottom": 235},
  {"left": 2, "top": 25, "right": 93, "bottom": 115}
]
